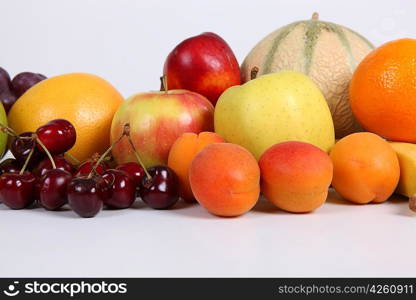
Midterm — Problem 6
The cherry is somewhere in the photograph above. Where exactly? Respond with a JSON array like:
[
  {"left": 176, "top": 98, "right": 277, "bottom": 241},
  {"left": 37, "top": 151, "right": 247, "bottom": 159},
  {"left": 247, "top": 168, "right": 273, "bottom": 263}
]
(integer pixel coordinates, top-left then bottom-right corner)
[
  {"left": 139, "top": 166, "right": 179, "bottom": 209},
  {"left": 39, "top": 169, "right": 72, "bottom": 210},
  {"left": 10, "top": 132, "right": 44, "bottom": 166},
  {"left": 36, "top": 119, "right": 76, "bottom": 155},
  {"left": 67, "top": 176, "right": 108, "bottom": 218},
  {"left": 102, "top": 169, "right": 136, "bottom": 209},
  {"left": 116, "top": 162, "right": 145, "bottom": 190},
  {"left": 76, "top": 159, "right": 108, "bottom": 177},
  {"left": 33, "top": 155, "right": 75, "bottom": 177},
  {"left": 0, "top": 159, "right": 21, "bottom": 175},
  {"left": 0, "top": 172, "right": 36, "bottom": 209}
]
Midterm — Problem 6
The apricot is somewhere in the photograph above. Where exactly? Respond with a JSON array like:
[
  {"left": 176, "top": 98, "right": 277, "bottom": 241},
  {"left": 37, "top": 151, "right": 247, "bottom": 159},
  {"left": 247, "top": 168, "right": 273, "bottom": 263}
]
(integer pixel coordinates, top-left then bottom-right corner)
[
  {"left": 330, "top": 132, "right": 400, "bottom": 204},
  {"left": 168, "top": 132, "right": 224, "bottom": 202},
  {"left": 189, "top": 143, "right": 260, "bottom": 217},
  {"left": 259, "top": 141, "right": 333, "bottom": 213}
]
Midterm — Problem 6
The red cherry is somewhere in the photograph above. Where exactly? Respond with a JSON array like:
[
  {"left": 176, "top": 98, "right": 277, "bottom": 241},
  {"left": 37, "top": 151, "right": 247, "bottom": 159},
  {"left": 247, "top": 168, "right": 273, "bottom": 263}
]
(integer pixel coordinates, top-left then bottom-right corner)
[
  {"left": 140, "top": 166, "right": 179, "bottom": 209},
  {"left": 0, "top": 159, "right": 21, "bottom": 175},
  {"left": 76, "top": 161, "right": 108, "bottom": 177},
  {"left": 39, "top": 169, "right": 72, "bottom": 210},
  {"left": 10, "top": 132, "right": 45, "bottom": 167},
  {"left": 102, "top": 169, "right": 136, "bottom": 209},
  {"left": 33, "top": 155, "right": 75, "bottom": 178},
  {"left": 116, "top": 162, "right": 145, "bottom": 189},
  {"left": 36, "top": 119, "right": 76, "bottom": 154},
  {"left": 67, "top": 176, "right": 108, "bottom": 218},
  {"left": 0, "top": 172, "right": 36, "bottom": 209}
]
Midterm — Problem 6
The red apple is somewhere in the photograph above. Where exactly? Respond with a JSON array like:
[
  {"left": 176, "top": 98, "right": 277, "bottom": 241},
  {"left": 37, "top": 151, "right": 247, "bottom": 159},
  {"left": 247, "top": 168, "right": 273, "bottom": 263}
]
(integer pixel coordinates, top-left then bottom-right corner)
[
  {"left": 163, "top": 32, "right": 241, "bottom": 106},
  {"left": 110, "top": 90, "right": 214, "bottom": 168}
]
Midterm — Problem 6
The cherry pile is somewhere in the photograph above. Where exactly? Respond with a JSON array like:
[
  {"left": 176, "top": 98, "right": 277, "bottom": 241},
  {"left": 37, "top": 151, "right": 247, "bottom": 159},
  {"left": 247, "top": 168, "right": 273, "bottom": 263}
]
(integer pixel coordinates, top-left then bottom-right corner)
[
  {"left": 0, "top": 121, "right": 180, "bottom": 218},
  {"left": 0, "top": 67, "right": 47, "bottom": 112}
]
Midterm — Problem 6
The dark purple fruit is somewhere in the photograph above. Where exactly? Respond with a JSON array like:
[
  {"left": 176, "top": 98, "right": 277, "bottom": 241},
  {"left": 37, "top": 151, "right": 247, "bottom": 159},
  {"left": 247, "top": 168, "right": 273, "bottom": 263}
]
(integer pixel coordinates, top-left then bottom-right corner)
[
  {"left": 11, "top": 72, "right": 46, "bottom": 98},
  {"left": 102, "top": 169, "right": 136, "bottom": 209},
  {"left": 0, "top": 172, "right": 36, "bottom": 209},
  {"left": 139, "top": 165, "right": 179, "bottom": 209},
  {"left": 67, "top": 176, "right": 108, "bottom": 218}
]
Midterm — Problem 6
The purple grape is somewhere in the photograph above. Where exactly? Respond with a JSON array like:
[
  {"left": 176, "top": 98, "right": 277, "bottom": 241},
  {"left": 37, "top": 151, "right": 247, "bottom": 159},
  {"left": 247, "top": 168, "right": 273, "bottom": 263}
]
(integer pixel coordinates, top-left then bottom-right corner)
[
  {"left": 0, "top": 67, "right": 11, "bottom": 94},
  {"left": 0, "top": 89, "right": 17, "bottom": 113},
  {"left": 11, "top": 72, "right": 47, "bottom": 97}
]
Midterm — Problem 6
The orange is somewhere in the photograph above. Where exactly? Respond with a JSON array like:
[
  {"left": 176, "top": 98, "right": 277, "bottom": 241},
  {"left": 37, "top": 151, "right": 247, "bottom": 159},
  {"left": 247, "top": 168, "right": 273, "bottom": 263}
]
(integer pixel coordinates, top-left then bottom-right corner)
[
  {"left": 330, "top": 132, "right": 400, "bottom": 204},
  {"left": 350, "top": 38, "right": 416, "bottom": 142},
  {"left": 8, "top": 73, "right": 123, "bottom": 162}
]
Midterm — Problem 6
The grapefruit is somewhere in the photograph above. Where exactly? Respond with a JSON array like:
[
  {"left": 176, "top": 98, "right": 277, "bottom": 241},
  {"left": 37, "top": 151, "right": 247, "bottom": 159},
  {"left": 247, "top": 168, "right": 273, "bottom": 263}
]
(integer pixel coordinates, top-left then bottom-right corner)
[{"left": 8, "top": 73, "right": 123, "bottom": 162}]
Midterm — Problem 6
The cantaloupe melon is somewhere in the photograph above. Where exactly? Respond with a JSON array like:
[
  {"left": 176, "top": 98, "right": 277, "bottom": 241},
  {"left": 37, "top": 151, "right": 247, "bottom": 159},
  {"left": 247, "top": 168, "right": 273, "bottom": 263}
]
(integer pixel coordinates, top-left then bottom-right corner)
[{"left": 241, "top": 13, "right": 374, "bottom": 138}]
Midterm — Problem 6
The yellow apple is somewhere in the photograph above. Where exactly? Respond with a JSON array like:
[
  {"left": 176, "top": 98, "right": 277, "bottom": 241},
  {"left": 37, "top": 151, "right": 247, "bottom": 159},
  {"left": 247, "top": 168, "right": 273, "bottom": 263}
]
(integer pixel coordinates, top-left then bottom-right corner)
[{"left": 214, "top": 71, "right": 335, "bottom": 159}]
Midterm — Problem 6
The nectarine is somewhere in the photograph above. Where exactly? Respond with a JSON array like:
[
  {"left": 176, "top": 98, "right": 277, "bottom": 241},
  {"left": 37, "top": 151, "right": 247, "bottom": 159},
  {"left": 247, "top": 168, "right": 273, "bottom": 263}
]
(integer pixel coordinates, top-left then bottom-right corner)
[
  {"left": 189, "top": 143, "right": 260, "bottom": 217},
  {"left": 259, "top": 141, "right": 333, "bottom": 213},
  {"left": 167, "top": 132, "right": 224, "bottom": 202}
]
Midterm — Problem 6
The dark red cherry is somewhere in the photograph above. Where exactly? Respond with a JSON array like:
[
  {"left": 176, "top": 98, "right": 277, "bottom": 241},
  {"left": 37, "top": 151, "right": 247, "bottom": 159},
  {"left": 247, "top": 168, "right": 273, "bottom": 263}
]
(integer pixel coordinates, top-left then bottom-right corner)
[
  {"left": 0, "top": 159, "right": 21, "bottom": 175},
  {"left": 139, "top": 165, "right": 179, "bottom": 210},
  {"left": 76, "top": 160, "right": 108, "bottom": 177},
  {"left": 102, "top": 169, "right": 136, "bottom": 209},
  {"left": 0, "top": 172, "right": 36, "bottom": 209},
  {"left": 33, "top": 155, "right": 75, "bottom": 178},
  {"left": 39, "top": 169, "right": 72, "bottom": 210},
  {"left": 67, "top": 176, "right": 108, "bottom": 218},
  {"left": 116, "top": 162, "right": 145, "bottom": 189},
  {"left": 11, "top": 72, "right": 47, "bottom": 98},
  {"left": 10, "top": 132, "right": 44, "bottom": 166},
  {"left": 36, "top": 119, "right": 76, "bottom": 154}
]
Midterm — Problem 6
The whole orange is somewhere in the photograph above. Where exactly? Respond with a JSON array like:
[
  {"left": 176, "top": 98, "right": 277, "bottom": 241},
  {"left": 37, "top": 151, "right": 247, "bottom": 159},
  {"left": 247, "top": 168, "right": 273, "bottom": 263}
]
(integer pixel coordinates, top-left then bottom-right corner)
[
  {"left": 350, "top": 38, "right": 416, "bottom": 142},
  {"left": 8, "top": 73, "right": 123, "bottom": 162}
]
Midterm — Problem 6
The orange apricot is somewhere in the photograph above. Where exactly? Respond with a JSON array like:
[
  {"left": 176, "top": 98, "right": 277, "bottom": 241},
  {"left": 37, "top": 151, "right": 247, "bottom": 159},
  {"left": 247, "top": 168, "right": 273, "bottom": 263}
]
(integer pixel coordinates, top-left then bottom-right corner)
[
  {"left": 168, "top": 132, "right": 224, "bottom": 202},
  {"left": 259, "top": 141, "right": 333, "bottom": 213},
  {"left": 189, "top": 143, "right": 260, "bottom": 217},
  {"left": 330, "top": 132, "right": 400, "bottom": 204}
]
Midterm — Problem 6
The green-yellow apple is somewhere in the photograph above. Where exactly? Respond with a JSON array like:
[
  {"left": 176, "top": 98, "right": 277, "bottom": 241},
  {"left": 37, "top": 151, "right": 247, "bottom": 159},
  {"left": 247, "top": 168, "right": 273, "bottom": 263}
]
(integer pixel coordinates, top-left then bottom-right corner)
[
  {"left": 111, "top": 90, "right": 214, "bottom": 168},
  {"left": 214, "top": 70, "right": 335, "bottom": 159}
]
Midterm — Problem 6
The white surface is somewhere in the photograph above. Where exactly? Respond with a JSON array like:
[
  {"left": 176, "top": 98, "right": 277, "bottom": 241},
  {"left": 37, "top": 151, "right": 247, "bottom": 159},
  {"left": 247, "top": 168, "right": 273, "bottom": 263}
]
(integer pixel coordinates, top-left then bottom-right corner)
[{"left": 0, "top": 0, "right": 416, "bottom": 277}]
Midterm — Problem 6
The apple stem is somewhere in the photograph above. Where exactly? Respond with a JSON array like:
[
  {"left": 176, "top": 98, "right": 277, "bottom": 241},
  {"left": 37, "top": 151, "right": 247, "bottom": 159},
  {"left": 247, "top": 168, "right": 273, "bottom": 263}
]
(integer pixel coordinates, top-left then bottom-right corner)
[
  {"left": 35, "top": 135, "right": 57, "bottom": 169},
  {"left": 0, "top": 122, "right": 19, "bottom": 138},
  {"left": 409, "top": 195, "right": 416, "bottom": 212},
  {"left": 160, "top": 75, "right": 168, "bottom": 93},
  {"left": 250, "top": 67, "right": 259, "bottom": 80},
  {"left": 312, "top": 12, "right": 319, "bottom": 21},
  {"left": 19, "top": 146, "right": 35, "bottom": 175}
]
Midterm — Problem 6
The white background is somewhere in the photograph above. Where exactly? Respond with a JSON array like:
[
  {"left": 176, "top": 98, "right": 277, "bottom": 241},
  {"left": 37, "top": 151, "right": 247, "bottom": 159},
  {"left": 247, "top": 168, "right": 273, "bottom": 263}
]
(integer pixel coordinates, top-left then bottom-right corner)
[{"left": 0, "top": 0, "right": 416, "bottom": 277}]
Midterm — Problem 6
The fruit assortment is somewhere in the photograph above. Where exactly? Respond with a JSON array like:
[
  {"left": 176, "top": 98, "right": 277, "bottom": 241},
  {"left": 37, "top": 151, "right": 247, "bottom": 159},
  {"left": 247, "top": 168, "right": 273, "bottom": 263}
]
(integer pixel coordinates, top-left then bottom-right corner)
[{"left": 1, "top": 12, "right": 416, "bottom": 218}]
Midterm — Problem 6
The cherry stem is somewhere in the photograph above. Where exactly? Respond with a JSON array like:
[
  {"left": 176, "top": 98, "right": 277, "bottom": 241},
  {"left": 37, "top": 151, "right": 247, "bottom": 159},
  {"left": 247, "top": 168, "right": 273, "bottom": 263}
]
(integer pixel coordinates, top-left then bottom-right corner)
[
  {"left": 87, "top": 129, "right": 126, "bottom": 179},
  {"left": 19, "top": 146, "right": 35, "bottom": 175},
  {"left": 0, "top": 122, "right": 18, "bottom": 138},
  {"left": 160, "top": 75, "right": 168, "bottom": 93},
  {"left": 65, "top": 152, "right": 80, "bottom": 165},
  {"left": 35, "top": 135, "right": 56, "bottom": 169},
  {"left": 126, "top": 134, "right": 151, "bottom": 180}
]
